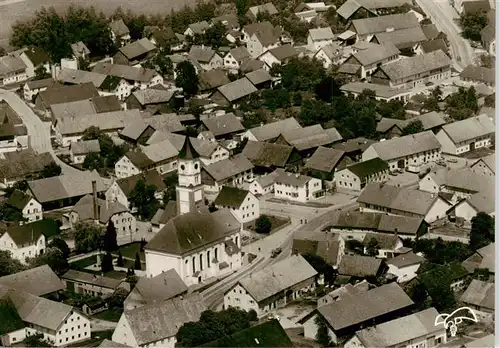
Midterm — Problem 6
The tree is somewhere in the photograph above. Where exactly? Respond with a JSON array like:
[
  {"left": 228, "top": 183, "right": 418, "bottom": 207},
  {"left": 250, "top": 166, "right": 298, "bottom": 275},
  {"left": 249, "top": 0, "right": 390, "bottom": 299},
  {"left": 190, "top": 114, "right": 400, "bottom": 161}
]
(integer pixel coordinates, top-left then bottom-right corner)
[
  {"left": 472, "top": 268, "right": 490, "bottom": 281},
  {"left": 406, "top": 282, "right": 429, "bottom": 310},
  {"left": 478, "top": 54, "right": 494, "bottom": 68},
  {"left": 365, "top": 238, "right": 380, "bottom": 256},
  {"left": 175, "top": 61, "right": 199, "bottom": 96},
  {"left": 27, "top": 247, "right": 69, "bottom": 276},
  {"left": 459, "top": 11, "right": 488, "bottom": 41},
  {"left": 262, "top": 88, "right": 291, "bottom": 111},
  {"left": 101, "top": 252, "right": 114, "bottom": 272},
  {"left": 402, "top": 120, "right": 424, "bottom": 135},
  {"left": 134, "top": 252, "right": 142, "bottom": 270},
  {"left": 277, "top": 57, "right": 327, "bottom": 92},
  {"left": 144, "top": 47, "right": 173, "bottom": 76},
  {"left": 116, "top": 251, "right": 124, "bottom": 267},
  {"left": 82, "top": 152, "right": 104, "bottom": 171},
  {"left": 469, "top": 212, "right": 494, "bottom": 250},
  {"left": 255, "top": 215, "right": 272, "bottom": 234},
  {"left": 74, "top": 223, "right": 104, "bottom": 253},
  {"left": 233, "top": 137, "right": 248, "bottom": 155},
  {"left": 103, "top": 221, "right": 118, "bottom": 252},
  {"left": 48, "top": 237, "right": 71, "bottom": 258},
  {"left": 315, "top": 316, "right": 333, "bottom": 347},
  {"left": 0, "top": 203, "right": 25, "bottom": 222},
  {"left": 34, "top": 65, "right": 49, "bottom": 80},
  {"left": 0, "top": 250, "right": 26, "bottom": 276},
  {"left": 23, "top": 333, "right": 53, "bottom": 347},
  {"left": 446, "top": 86, "right": 478, "bottom": 120},
  {"left": 107, "top": 287, "right": 129, "bottom": 308},
  {"left": 129, "top": 179, "right": 160, "bottom": 220},
  {"left": 302, "top": 253, "right": 334, "bottom": 285},
  {"left": 40, "top": 162, "right": 61, "bottom": 178}
]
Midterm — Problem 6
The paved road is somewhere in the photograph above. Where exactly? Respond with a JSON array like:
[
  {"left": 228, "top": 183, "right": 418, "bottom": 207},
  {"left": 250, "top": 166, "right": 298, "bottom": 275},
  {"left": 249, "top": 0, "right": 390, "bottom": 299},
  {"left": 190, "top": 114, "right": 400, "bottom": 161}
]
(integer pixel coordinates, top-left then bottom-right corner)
[
  {"left": 0, "top": 88, "right": 80, "bottom": 175},
  {"left": 415, "top": 0, "right": 475, "bottom": 70},
  {"left": 202, "top": 196, "right": 359, "bottom": 309}
]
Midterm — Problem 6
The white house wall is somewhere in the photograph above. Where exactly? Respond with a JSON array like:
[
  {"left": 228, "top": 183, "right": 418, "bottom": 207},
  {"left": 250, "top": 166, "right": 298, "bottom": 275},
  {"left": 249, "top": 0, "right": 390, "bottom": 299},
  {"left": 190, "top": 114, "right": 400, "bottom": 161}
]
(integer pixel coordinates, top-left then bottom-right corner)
[{"left": 112, "top": 314, "right": 139, "bottom": 347}]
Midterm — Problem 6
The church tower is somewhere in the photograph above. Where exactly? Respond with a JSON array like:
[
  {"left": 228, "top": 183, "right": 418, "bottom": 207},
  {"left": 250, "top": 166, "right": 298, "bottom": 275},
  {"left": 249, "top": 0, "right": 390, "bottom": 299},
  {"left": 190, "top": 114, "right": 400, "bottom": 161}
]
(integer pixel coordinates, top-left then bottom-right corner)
[{"left": 176, "top": 136, "right": 204, "bottom": 216}]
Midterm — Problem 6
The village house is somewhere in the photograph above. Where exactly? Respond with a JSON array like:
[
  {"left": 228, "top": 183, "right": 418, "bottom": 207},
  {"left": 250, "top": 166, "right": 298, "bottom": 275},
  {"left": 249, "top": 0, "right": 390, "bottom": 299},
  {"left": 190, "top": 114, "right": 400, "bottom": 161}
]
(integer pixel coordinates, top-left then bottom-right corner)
[
  {"left": 210, "top": 77, "right": 258, "bottom": 106},
  {"left": 124, "top": 269, "right": 187, "bottom": 311},
  {"left": 5, "top": 189, "right": 42, "bottom": 223},
  {"left": 415, "top": 38, "right": 450, "bottom": 56},
  {"left": 349, "top": 13, "right": 420, "bottom": 41},
  {"left": 125, "top": 89, "right": 175, "bottom": 113},
  {"left": 361, "top": 232, "right": 406, "bottom": 258},
  {"left": 115, "top": 151, "right": 155, "bottom": 179},
  {"left": 301, "top": 282, "right": 414, "bottom": 343},
  {"left": 212, "top": 14, "right": 239, "bottom": 31},
  {"left": 314, "top": 42, "right": 343, "bottom": 69},
  {"left": 244, "top": 22, "right": 281, "bottom": 57},
  {"left": 462, "top": 243, "right": 494, "bottom": 275},
  {"left": 334, "top": 157, "right": 389, "bottom": 191},
  {"left": 71, "top": 41, "right": 90, "bottom": 62},
  {"left": 69, "top": 140, "right": 101, "bottom": 164},
  {"left": 140, "top": 139, "right": 180, "bottom": 175},
  {"left": 92, "top": 63, "right": 163, "bottom": 92},
  {"left": 147, "top": 27, "right": 185, "bottom": 51},
  {"left": 273, "top": 168, "right": 323, "bottom": 202},
  {"left": 358, "top": 183, "right": 451, "bottom": 224},
  {"left": 54, "top": 109, "right": 141, "bottom": 147},
  {"left": 318, "top": 281, "right": 371, "bottom": 307},
  {"left": 243, "top": 117, "right": 301, "bottom": 142},
  {"left": 199, "top": 69, "right": 231, "bottom": 93},
  {"left": 447, "top": 189, "right": 495, "bottom": 222},
  {"left": 362, "top": 130, "right": 442, "bottom": 172},
  {"left": 243, "top": 140, "right": 301, "bottom": 174},
  {"left": 10, "top": 46, "right": 50, "bottom": 79},
  {"left": 0, "top": 223, "right": 46, "bottom": 263},
  {"left": 386, "top": 251, "right": 425, "bottom": 283},
  {"left": 246, "top": 2, "right": 278, "bottom": 19},
  {"left": 119, "top": 115, "right": 185, "bottom": 145},
  {"left": 307, "top": 27, "right": 335, "bottom": 52},
  {"left": 327, "top": 210, "right": 428, "bottom": 239},
  {"left": 376, "top": 118, "right": 408, "bottom": 138},
  {"left": 460, "top": 280, "right": 494, "bottom": 320},
  {"left": 460, "top": 65, "right": 495, "bottom": 86},
  {"left": 295, "top": 2, "right": 332, "bottom": 22},
  {"left": 106, "top": 170, "right": 166, "bottom": 210},
  {"left": 56, "top": 68, "right": 108, "bottom": 89},
  {"left": 224, "top": 255, "right": 317, "bottom": 317},
  {"left": 419, "top": 261, "right": 469, "bottom": 292},
  {"left": 245, "top": 69, "right": 273, "bottom": 89},
  {"left": 304, "top": 147, "right": 350, "bottom": 182},
  {"left": 35, "top": 82, "right": 100, "bottom": 116},
  {"left": 435, "top": 114, "right": 494, "bottom": 155},
  {"left": 249, "top": 171, "right": 279, "bottom": 196},
  {"left": 344, "top": 308, "right": 446, "bottom": 348},
  {"left": 189, "top": 45, "right": 223, "bottom": 71},
  {"left": 275, "top": 124, "right": 342, "bottom": 157},
  {"left": 223, "top": 46, "right": 251, "bottom": 72},
  {"left": 338, "top": 254, "right": 387, "bottom": 280},
  {"left": 150, "top": 202, "right": 178, "bottom": 233},
  {"left": 112, "top": 294, "right": 206, "bottom": 348},
  {"left": 144, "top": 209, "right": 242, "bottom": 285},
  {"left": 49, "top": 97, "right": 120, "bottom": 124},
  {"left": 0, "top": 149, "right": 54, "bottom": 188},
  {"left": 370, "top": 50, "right": 451, "bottom": 89},
  {"left": 113, "top": 38, "right": 157, "bottom": 66},
  {"left": 202, "top": 154, "right": 254, "bottom": 193},
  {"left": 0, "top": 264, "right": 65, "bottom": 298},
  {"left": 370, "top": 26, "right": 428, "bottom": 51},
  {"left": 258, "top": 45, "right": 298, "bottom": 69},
  {"left": 200, "top": 113, "right": 245, "bottom": 140},
  {"left": 184, "top": 21, "right": 210, "bottom": 36},
  {"left": 0, "top": 55, "right": 27, "bottom": 86},
  {"left": 340, "top": 82, "right": 411, "bottom": 102},
  {"left": 332, "top": 137, "right": 376, "bottom": 162},
  {"left": 339, "top": 43, "right": 400, "bottom": 79},
  {"left": 240, "top": 58, "right": 266, "bottom": 73},
  {"left": 292, "top": 230, "right": 345, "bottom": 268},
  {"left": 23, "top": 78, "right": 57, "bottom": 101},
  {"left": 109, "top": 19, "right": 131, "bottom": 47},
  {"left": 0, "top": 285, "right": 91, "bottom": 347},
  {"left": 470, "top": 153, "right": 495, "bottom": 177},
  {"left": 214, "top": 186, "right": 260, "bottom": 224},
  {"left": 62, "top": 269, "right": 128, "bottom": 297}
]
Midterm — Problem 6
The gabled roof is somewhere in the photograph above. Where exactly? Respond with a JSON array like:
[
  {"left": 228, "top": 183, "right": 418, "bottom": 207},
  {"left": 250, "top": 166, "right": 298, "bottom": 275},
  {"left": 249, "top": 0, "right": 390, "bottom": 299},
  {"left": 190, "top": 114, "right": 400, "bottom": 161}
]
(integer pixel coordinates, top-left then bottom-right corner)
[
  {"left": 281, "top": 124, "right": 342, "bottom": 151},
  {"left": 343, "top": 158, "right": 389, "bottom": 180},
  {"left": 247, "top": 2, "right": 278, "bottom": 17},
  {"left": 189, "top": 45, "right": 217, "bottom": 63},
  {"left": 201, "top": 113, "right": 244, "bottom": 137},
  {"left": 123, "top": 293, "right": 206, "bottom": 345},
  {"left": 317, "top": 282, "right": 414, "bottom": 331},
  {"left": 0, "top": 56, "right": 26, "bottom": 77},
  {"left": 56, "top": 109, "right": 141, "bottom": 135},
  {"left": 274, "top": 168, "right": 313, "bottom": 186},
  {"left": 460, "top": 65, "right": 495, "bottom": 85},
  {"left": 292, "top": 231, "right": 342, "bottom": 265},
  {"left": 410, "top": 111, "right": 447, "bottom": 130},
  {"left": 131, "top": 89, "right": 175, "bottom": 105},
  {"left": 240, "top": 58, "right": 266, "bottom": 73},
  {"left": 62, "top": 269, "right": 123, "bottom": 289},
  {"left": 338, "top": 254, "right": 383, "bottom": 277},
  {"left": 203, "top": 154, "right": 254, "bottom": 182},
  {"left": 0, "top": 298, "right": 24, "bottom": 335},
  {"left": 110, "top": 19, "right": 130, "bottom": 37},
  {"left": 214, "top": 186, "right": 251, "bottom": 208},
  {"left": 337, "top": 0, "right": 370, "bottom": 20},
  {"left": 373, "top": 26, "right": 427, "bottom": 49},
  {"left": 199, "top": 69, "right": 231, "bottom": 91},
  {"left": 0, "top": 265, "right": 65, "bottom": 296},
  {"left": 332, "top": 137, "right": 375, "bottom": 154},
  {"left": 0, "top": 149, "right": 54, "bottom": 181},
  {"left": 421, "top": 24, "right": 440, "bottom": 40},
  {"left": 5, "top": 189, "right": 34, "bottom": 210},
  {"left": 460, "top": 279, "right": 494, "bottom": 311},
  {"left": 26, "top": 77, "right": 57, "bottom": 90},
  {"left": 386, "top": 251, "right": 425, "bottom": 268},
  {"left": 379, "top": 50, "right": 451, "bottom": 81},
  {"left": 243, "top": 140, "right": 295, "bottom": 168},
  {"left": 116, "top": 170, "right": 166, "bottom": 197},
  {"left": 50, "top": 99, "right": 97, "bottom": 121},
  {"left": 228, "top": 46, "right": 251, "bottom": 62},
  {"left": 93, "top": 95, "right": 122, "bottom": 113},
  {"left": 376, "top": 117, "right": 406, "bottom": 133},
  {"left": 262, "top": 45, "right": 298, "bottom": 62},
  {"left": 367, "top": 130, "right": 441, "bottom": 161},
  {"left": 149, "top": 27, "right": 177, "bottom": 46},
  {"left": 71, "top": 41, "right": 90, "bottom": 57},
  {"left": 214, "top": 77, "right": 258, "bottom": 103},
  {"left": 309, "top": 27, "right": 335, "bottom": 41},
  {"left": 57, "top": 68, "right": 107, "bottom": 87},
  {"left": 141, "top": 138, "right": 179, "bottom": 163},
  {"left": 351, "top": 13, "right": 419, "bottom": 36},
  {"left": 21, "top": 46, "right": 50, "bottom": 66},
  {"left": 98, "top": 340, "right": 132, "bottom": 348},
  {"left": 441, "top": 114, "right": 494, "bottom": 144},
  {"left": 187, "top": 21, "right": 210, "bottom": 34},
  {"left": 305, "top": 146, "right": 346, "bottom": 173},
  {"left": 150, "top": 201, "right": 177, "bottom": 226},
  {"left": 245, "top": 68, "right": 272, "bottom": 86},
  {"left": 119, "top": 38, "right": 156, "bottom": 60},
  {"left": 145, "top": 210, "right": 240, "bottom": 255},
  {"left": 419, "top": 38, "right": 449, "bottom": 54},
  {"left": 38, "top": 82, "right": 100, "bottom": 109},
  {"left": 362, "top": 232, "right": 401, "bottom": 250},
  {"left": 470, "top": 153, "right": 495, "bottom": 174},
  {"left": 247, "top": 118, "right": 301, "bottom": 141},
  {"left": 71, "top": 194, "right": 129, "bottom": 224},
  {"left": 239, "top": 255, "right": 317, "bottom": 302},
  {"left": 92, "top": 62, "right": 157, "bottom": 83}
]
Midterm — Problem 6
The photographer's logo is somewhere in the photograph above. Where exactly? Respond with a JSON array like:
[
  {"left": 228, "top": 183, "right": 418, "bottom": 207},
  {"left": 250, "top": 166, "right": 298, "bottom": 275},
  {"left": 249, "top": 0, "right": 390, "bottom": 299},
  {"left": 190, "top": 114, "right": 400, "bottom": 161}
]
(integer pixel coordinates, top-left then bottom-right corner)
[{"left": 434, "top": 307, "right": 479, "bottom": 337}]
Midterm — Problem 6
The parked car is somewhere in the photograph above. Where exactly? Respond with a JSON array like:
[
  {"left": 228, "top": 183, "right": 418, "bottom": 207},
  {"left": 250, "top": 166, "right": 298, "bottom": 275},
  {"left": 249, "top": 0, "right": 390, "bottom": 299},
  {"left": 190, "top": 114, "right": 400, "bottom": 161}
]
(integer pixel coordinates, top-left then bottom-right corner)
[{"left": 271, "top": 248, "right": 282, "bottom": 258}]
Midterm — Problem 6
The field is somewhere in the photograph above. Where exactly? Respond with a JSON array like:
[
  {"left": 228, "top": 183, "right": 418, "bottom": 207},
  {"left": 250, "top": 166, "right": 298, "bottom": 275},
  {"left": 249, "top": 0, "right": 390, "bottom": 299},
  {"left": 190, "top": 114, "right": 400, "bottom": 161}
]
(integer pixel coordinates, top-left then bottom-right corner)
[{"left": 0, "top": 0, "right": 198, "bottom": 47}]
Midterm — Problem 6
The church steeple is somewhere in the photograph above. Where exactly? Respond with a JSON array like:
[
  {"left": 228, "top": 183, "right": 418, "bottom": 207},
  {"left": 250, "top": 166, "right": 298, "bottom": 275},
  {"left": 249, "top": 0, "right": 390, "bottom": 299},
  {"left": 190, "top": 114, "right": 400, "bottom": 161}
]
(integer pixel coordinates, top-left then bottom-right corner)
[
  {"left": 179, "top": 136, "right": 200, "bottom": 160},
  {"left": 176, "top": 136, "right": 204, "bottom": 216}
]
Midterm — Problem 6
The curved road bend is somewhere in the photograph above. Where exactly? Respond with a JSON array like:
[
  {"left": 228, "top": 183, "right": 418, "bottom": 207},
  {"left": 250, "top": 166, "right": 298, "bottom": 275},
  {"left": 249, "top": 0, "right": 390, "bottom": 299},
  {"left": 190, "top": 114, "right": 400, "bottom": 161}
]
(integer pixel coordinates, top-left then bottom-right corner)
[
  {"left": 0, "top": 88, "right": 80, "bottom": 175},
  {"left": 203, "top": 200, "right": 359, "bottom": 309},
  {"left": 415, "top": 0, "right": 474, "bottom": 70}
]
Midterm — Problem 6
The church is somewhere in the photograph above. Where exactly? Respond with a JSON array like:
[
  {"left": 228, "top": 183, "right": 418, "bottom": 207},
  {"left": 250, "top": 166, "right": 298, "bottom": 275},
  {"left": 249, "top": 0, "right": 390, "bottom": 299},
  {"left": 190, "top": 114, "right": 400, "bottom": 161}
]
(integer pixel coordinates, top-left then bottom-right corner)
[{"left": 144, "top": 137, "right": 243, "bottom": 285}]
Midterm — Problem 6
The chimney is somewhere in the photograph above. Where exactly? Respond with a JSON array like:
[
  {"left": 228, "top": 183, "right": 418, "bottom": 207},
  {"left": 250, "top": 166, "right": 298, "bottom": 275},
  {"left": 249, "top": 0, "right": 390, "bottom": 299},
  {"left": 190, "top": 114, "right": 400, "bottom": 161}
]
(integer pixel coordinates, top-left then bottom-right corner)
[{"left": 92, "top": 180, "right": 98, "bottom": 221}]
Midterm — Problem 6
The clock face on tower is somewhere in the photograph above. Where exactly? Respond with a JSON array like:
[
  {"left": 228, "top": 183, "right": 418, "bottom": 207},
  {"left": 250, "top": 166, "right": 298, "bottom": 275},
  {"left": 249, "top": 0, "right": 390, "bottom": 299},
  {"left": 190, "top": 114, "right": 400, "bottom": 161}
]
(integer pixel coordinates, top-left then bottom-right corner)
[{"left": 180, "top": 164, "right": 185, "bottom": 171}]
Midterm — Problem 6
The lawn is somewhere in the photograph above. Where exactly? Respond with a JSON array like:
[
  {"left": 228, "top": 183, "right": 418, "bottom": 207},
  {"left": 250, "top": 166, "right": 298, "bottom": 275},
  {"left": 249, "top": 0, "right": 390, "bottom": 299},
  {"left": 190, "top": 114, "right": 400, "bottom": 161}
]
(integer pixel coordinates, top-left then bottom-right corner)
[
  {"left": 92, "top": 308, "right": 123, "bottom": 322},
  {"left": 268, "top": 215, "right": 290, "bottom": 233},
  {"left": 111, "top": 242, "right": 145, "bottom": 262},
  {"left": 70, "top": 255, "right": 98, "bottom": 270}
]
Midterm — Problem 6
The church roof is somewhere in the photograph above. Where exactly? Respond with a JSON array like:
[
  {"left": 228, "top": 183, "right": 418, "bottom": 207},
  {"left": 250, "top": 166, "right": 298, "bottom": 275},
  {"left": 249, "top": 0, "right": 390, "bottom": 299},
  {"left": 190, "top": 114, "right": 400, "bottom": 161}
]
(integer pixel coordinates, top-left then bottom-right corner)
[
  {"left": 178, "top": 136, "right": 200, "bottom": 160},
  {"left": 145, "top": 209, "right": 240, "bottom": 255}
]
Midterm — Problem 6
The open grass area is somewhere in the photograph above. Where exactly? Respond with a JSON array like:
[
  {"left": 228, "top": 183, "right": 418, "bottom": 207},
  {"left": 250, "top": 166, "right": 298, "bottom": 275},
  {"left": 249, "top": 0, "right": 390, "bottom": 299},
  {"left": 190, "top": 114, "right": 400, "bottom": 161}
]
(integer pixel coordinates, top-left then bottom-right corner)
[
  {"left": 70, "top": 255, "right": 98, "bottom": 270},
  {"left": 111, "top": 242, "right": 145, "bottom": 262},
  {"left": 268, "top": 215, "right": 290, "bottom": 233},
  {"left": 92, "top": 308, "right": 123, "bottom": 322}
]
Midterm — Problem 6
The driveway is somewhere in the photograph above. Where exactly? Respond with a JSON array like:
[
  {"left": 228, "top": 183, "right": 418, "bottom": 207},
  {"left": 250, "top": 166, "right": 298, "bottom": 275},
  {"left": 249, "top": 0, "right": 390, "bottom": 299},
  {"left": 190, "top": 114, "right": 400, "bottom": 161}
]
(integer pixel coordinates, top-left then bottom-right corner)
[{"left": 0, "top": 88, "right": 80, "bottom": 175}]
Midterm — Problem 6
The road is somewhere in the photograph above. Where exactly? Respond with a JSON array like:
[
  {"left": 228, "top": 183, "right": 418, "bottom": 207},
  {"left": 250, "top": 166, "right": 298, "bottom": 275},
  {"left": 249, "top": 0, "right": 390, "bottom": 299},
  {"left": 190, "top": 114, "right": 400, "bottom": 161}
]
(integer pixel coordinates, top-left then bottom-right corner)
[
  {"left": 415, "top": 0, "right": 475, "bottom": 70},
  {"left": 202, "top": 195, "right": 358, "bottom": 310},
  {"left": 0, "top": 88, "right": 80, "bottom": 175}
]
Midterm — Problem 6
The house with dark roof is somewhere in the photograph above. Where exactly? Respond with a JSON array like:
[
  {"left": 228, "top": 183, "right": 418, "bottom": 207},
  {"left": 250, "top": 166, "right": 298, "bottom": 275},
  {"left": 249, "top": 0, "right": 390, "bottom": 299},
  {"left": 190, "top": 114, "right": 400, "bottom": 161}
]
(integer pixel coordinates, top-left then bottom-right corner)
[
  {"left": 188, "top": 45, "right": 223, "bottom": 71},
  {"left": 125, "top": 88, "right": 176, "bottom": 114},
  {"left": 243, "top": 140, "right": 302, "bottom": 174},
  {"left": 301, "top": 282, "right": 414, "bottom": 343},
  {"left": 114, "top": 150, "right": 156, "bottom": 179},
  {"left": 92, "top": 62, "right": 163, "bottom": 92},
  {"left": 304, "top": 146, "right": 350, "bottom": 181},
  {"left": 275, "top": 124, "right": 343, "bottom": 156},
  {"left": 184, "top": 20, "right": 210, "bottom": 36},
  {"left": 258, "top": 45, "right": 299, "bottom": 69},
  {"left": 200, "top": 113, "right": 245, "bottom": 140},
  {"left": 460, "top": 65, "right": 495, "bottom": 86},
  {"left": 376, "top": 117, "right": 407, "bottom": 138},
  {"left": 340, "top": 82, "right": 412, "bottom": 102},
  {"left": 0, "top": 264, "right": 64, "bottom": 298},
  {"left": 62, "top": 269, "right": 129, "bottom": 297},
  {"left": 5, "top": 189, "right": 42, "bottom": 223},
  {"left": 460, "top": 280, "right": 494, "bottom": 318},
  {"left": 0, "top": 55, "right": 28, "bottom": 86},
  {"left": 370, "top": 50, "right": 451, "bottom": 89},
  {"left": 109, "top": 19, "right": 131, "bottom": 46},
  {"left": 334, "top": 157, "right": 389, "bottom": 191},
  {"left": 113, "top": 38, "right": 157, "bottom": 66},
  {"left": 0, "top": 220, "right": 47, "bottom": 264},
  {"left": 415, "top": 38, "right": 450, "bottom": 56},
  {"left": 338, "top": 254, "right": 387, "bottom": 280},
  {"left": 243, "top": 118, "right": 302, "bottom": 142},
  {"left": 418, "top": 261, "right": 469, "bottom": 292},
  {"left": 199, "top": 69, "right": 231, "bottom": 92},
  {"left": 106, "top": 170, "right": 167, "bottom": 210},
  {"left": 349, "top": 13, "right": 420, "bottom": 41},
  {"left": 223, "top": 46, "right": 251, "bottom": 71},
  {"left": 144, "top": 209, "right": 242, "bottom": 285},
  {"left": 273, "top": 168, "right": 323, "bottom": 202},
  {"left": 35, "top": 82, "right": 100, "bottom": 116},
  {"left": 480, "top": 20, "right": 495, "bottom": 56},
  {"left": 69, "top": 139, "right": 101, "bottom": 164},
  {"left": 201, "top": 154, "right": 254, "bottom": 193},
  {"left": 386, "top": 251, "right": 425, "bottom": 283},
  {"left": 150, "top": 201, "right": 179, "bottom": 233},
  {"left": 462, "top": 243, "right": 494, "bottom": 276},
  {"left": 243, "top": 21, "right": 282, "bottom": 58},
  {"left": 124, "top": 268, "right": 187, "bottom": 310},
  {"left": 210, "top": 77, "right": 258, "bottom": 106},
  {"left": 0, "top": 149, "right": 54, "bottom": 187},
  {"left": 292, "top": 230, "right": 345, "bottom": 267},
  {"left": 246, "top": 2, "right": 278, "bottom": 19},
  {"left": 332, "top": 137, "right": 376, "bottom": 161},
  {"left": 245, "top": 69, "right": 273, "bottom": 89},
  {"left": 23, "top": 77, "right": 58, "bottom": 101},
  {"left": 314, "top": 42, "right": 344, "bottom": 69},
  {"left": 358, "top": 183, "right": 451, "bottom": 224},
  {"left": 224, "top": 255, "right": 317, "bottom": 316},
  {"left": 147, "top": 27, "right": 185, "bottom": 51},
  {"left": 370, "top": 26, "right": 427, "bottom": 51},
  {"left": 214, "top": 186, "right": 260, "bottom": 224}
]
